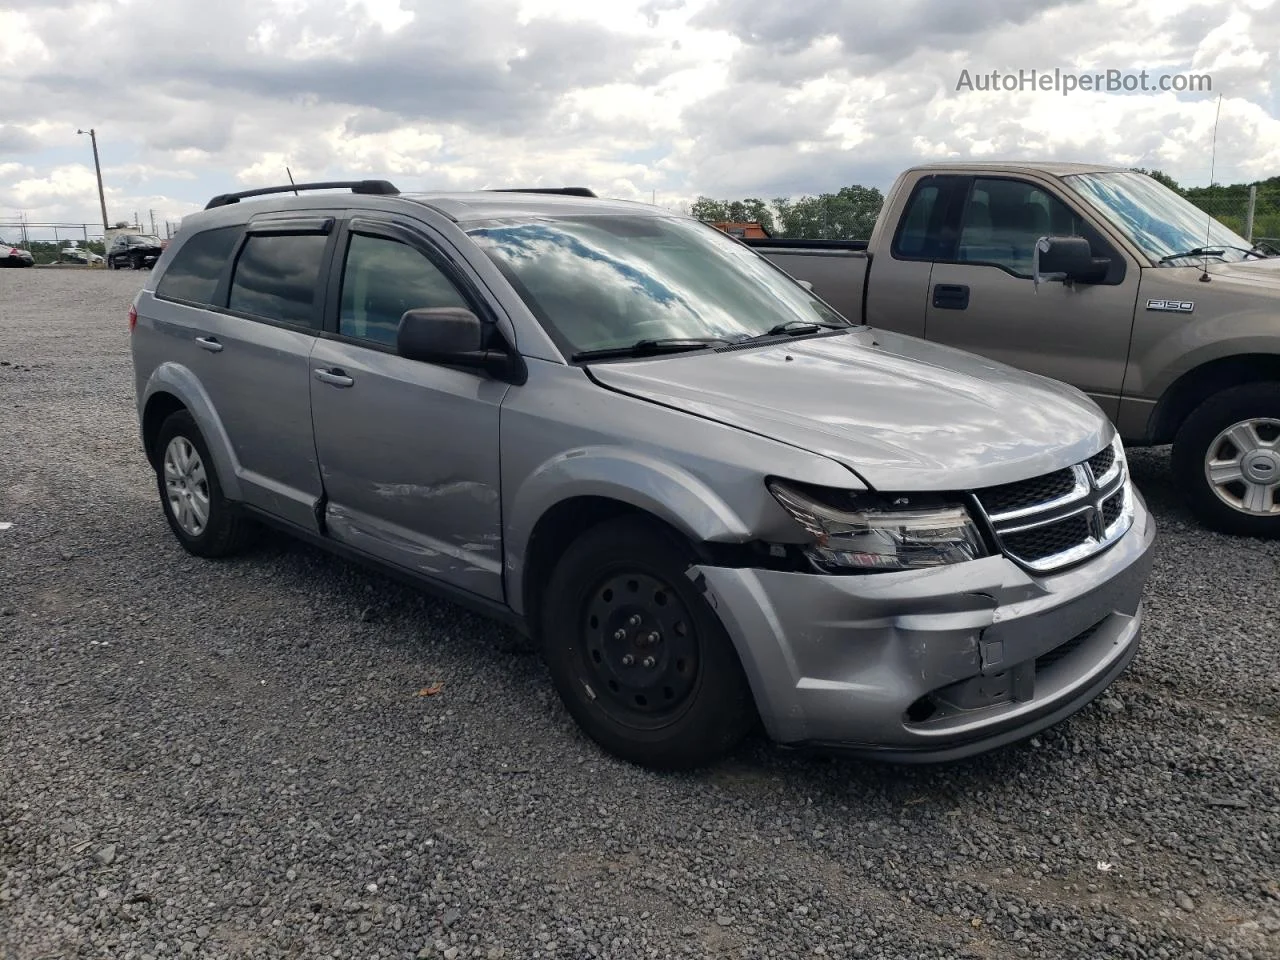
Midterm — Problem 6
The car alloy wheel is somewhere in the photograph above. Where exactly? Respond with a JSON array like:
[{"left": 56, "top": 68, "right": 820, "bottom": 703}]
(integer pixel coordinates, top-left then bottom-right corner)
[
  {"left": 163, "top": 435, "right": 211, "bottom": 537},
  {"left": 1204, "top": 417, "right": 1280, "bottom": 516}
]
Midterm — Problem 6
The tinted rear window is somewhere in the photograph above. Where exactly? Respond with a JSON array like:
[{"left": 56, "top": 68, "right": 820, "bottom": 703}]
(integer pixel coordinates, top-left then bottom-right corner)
[
  {"left": 228, "top": 233, "right": 328, "bottom": 327},
  {"left": 155, "top": 226, "right": 241, "bottom": 306}
]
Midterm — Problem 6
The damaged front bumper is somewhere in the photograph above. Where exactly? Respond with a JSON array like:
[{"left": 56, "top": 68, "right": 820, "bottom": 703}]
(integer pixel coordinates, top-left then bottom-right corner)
[{"left": 694, "top": 489, "right": 1156, "bottom": 761}]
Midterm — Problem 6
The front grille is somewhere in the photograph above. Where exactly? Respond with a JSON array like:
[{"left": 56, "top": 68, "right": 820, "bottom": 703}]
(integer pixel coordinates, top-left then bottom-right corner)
[
  {"left": 1101, "top": 491, "right": 1123, "bottom": 528},
  {"left": 973, "top": 438, "right": 1131, "bottom": 574},
  {"left": 1087, "top": 447, "right": 1115, "bottom": 481},
  {"left": 975, "top": 469, "right": 1076, "bottom": 517},
  {"left": 1002, "top": 512, "right": 1093, "bottom": 563}
]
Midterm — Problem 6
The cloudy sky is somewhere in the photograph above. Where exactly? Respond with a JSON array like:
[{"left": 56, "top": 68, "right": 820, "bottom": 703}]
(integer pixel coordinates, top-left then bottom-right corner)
[{"left": 1, "top": 0, "right": 1277, "bottom": 236}]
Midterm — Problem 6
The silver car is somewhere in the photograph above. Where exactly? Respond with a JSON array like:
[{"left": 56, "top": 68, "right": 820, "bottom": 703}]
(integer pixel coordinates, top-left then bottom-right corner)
[{"left": 130, "top": 179, "right": 1156, "bottom": 769}]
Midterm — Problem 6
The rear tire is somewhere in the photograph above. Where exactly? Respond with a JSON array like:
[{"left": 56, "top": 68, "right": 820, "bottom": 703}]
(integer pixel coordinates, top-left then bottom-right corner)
[
  {"left": 154, "top": 410, "right": 255, "bottom": 557},
  {"left": 1172, "top": 382, "right": 1280, "bottom": 538},
  {"left": 540, "top": 516, "right": 755, "bottom": 770}
]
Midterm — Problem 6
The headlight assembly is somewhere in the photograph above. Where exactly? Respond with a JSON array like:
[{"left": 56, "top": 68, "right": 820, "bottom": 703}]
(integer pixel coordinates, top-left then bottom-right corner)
[{"left": 767, "top": 479, "right": 988, "bottom": 572}]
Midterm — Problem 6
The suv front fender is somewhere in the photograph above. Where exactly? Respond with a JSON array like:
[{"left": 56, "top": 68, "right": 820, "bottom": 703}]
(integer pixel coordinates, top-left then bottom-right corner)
[{"left": 503, "top": 445, "right": 761, "bottom": 617}]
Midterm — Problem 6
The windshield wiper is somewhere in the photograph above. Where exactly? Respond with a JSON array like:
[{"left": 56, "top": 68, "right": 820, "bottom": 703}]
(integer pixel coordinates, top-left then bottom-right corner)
[
  {"left": 571, "top": 337, "right": 726, "bottom": 361},
  {"left": 1157, "top": 244, "right": 1271, "bottom": 265},
  {"left": 743, "top": 319, "right": 848, "bottom": 341}
]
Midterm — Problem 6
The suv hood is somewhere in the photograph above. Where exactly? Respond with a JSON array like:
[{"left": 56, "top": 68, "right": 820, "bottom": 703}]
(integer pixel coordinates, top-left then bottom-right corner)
[{"left": 587, "top": 328, "right": 1112, "bottom": 491}]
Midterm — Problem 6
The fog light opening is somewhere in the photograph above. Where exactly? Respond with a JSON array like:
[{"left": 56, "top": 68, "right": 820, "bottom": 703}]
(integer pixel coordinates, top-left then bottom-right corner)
[{"left": 905, "top": 696, "right": 938, "bottom": 724}]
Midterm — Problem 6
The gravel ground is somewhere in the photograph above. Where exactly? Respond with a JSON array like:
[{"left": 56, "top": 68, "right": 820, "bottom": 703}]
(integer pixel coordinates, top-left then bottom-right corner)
[{"left": 1, "top": 268, "right": 1277, "bottom": 960}]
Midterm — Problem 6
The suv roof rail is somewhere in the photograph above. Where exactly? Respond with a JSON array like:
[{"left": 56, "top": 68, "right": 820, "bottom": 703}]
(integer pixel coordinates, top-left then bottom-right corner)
[
  {"left": 485, "top": 187, "right": 598, "bottom": 198},
  {"left": 204, "top": 179, "right": 401, "bottom": 210}
]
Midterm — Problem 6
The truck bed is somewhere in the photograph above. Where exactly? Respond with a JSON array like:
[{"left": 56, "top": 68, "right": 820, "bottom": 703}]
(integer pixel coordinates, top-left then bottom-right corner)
[{"left": 745, "top": 238, "right": 869, "bottom": 324}]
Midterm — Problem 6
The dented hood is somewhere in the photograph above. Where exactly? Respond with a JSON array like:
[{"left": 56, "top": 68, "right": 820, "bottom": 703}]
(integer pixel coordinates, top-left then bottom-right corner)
[{"left": 587, "top": 328, "right": 1113, "bottom": 491}]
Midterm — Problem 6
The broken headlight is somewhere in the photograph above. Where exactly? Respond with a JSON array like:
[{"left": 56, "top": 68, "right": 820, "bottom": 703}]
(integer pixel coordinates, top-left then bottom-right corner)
[{"left": 767, "top": 479, "right": 988, "bottom": 572}]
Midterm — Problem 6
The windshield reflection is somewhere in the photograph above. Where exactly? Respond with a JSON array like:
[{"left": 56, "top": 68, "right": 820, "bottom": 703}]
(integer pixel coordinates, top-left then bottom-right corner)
[
  {"left": 466, "top": 215, "right": 848, "bottom": 355},
  {"left": 1064, "top": 171, "right": 1254, "bottom": 264}
]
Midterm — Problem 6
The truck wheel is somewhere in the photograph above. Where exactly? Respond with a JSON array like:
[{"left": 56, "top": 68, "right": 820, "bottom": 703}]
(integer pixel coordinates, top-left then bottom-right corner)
[
  {"left": 540, "top": 516, "right": 755, "bottom": 770},
  {"left": 154, "top": 410, "right": 255, "bottom": 557},
  {"left": 1172, "top": 382, "right": 1280, "bottom": 538}
]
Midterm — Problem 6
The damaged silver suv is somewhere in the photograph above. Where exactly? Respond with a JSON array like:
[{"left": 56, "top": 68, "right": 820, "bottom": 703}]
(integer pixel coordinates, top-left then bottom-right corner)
[{"left": 130, "top": 180, "right": 1156, "bottom": 769}]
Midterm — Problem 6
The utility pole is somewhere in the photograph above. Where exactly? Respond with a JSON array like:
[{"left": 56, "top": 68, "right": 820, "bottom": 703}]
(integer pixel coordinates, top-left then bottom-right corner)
[
  {"left": 149, "top": 209, "right": 157, "bottom": 236},
  {"left": 77, "top": 128, "right": 110, "bottom": 235},
  {"left": 1245, "top": 184, "right": 1257, "bottom": 242}
]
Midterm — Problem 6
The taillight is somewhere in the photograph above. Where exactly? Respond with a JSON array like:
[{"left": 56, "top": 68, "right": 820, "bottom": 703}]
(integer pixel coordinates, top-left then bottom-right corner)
[{"left": 128, "top": 304, "right": 137, "bottom": 333}]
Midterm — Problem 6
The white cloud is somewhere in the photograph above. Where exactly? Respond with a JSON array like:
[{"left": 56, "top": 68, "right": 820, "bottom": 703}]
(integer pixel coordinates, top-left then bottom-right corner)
[{"left": 0, "top": 0, "right": 1275, "bottom": 235}]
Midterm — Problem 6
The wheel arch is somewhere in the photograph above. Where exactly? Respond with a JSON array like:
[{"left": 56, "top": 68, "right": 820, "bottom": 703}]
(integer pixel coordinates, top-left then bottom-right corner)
[
  {"left": 140, "top": 364, "right": 244, "bottom": 501},
  {"left": 1147, "top": 353, "right": 1280, "bottom": 445}
]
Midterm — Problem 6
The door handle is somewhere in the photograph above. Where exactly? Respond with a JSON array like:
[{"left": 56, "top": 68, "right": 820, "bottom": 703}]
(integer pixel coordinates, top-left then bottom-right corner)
[
  {"left": 932, "top": 284, "right": 970, "bottom": 310},
  {"left": 195, "top": 335, "right": 224, "bottom": 353},
  {"left": 314, "top": 367, "right": 354, "bottom": 388}
]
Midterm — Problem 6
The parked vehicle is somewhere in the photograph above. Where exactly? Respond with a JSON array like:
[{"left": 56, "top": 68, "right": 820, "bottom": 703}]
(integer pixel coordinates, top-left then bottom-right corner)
[
  {"left": 107, "top": 234, "right": 164, "bottom": 270},
  {"left": 1, "top": 239, "right": 34, "bottom": 267},
  {"left": 130, "top": 179, "right": 1155, "bottom": 769},
  {"left": 59, "top": 245, "right": 103, "bottom": 265},
  {"left": 750, "top": 163, "right": 1280, "bottom": 538}
]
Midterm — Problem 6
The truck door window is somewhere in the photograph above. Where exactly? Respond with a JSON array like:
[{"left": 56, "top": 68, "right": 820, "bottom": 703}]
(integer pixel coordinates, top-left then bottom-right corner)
[
  {"left": 338, "top": 233, "right": 471, "bottom": 346},
  {"left": 958, "top": 178, "right": 1085, "bottom": 277}
]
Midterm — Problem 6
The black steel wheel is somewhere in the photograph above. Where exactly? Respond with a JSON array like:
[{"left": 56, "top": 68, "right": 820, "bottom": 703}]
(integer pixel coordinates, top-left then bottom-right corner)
[
  {"left": 540, "top": 516, "right": 755, "bottom": 769},
  {"left": 579, "top": 570, "right": 702, "bottom": 729}
]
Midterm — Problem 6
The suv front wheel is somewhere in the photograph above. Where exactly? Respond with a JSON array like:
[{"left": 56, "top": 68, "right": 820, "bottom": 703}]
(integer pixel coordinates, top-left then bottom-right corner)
[
  {"left": 540, "top": 516, "right": 756, "bottom": 770},
  {"left": 1173, "top": 382, "right": 1280, "bottom": 538},
  {"left": 154, "top": 410, "right": 255, "bottom": 557}
]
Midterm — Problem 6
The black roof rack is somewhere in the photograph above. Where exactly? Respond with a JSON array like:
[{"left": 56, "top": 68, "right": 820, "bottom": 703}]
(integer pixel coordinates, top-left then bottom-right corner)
[
  {"left": 204, "top": 179, "right": 400, "bottom": 210},
  {"left": 485, "top": 187, "right": 598, "bottom": 198}
]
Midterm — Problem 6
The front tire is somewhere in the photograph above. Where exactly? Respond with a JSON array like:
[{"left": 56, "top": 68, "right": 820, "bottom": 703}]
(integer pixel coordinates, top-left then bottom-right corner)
[
  {"left": 1172, "top": 382, "right": 1280, "bottom": 538},
  {"left": 154, "top": 410, "right": 255, "bottom": 557},
  {"left": 540, "top": 516, "right": 755, "bottom": 770}
]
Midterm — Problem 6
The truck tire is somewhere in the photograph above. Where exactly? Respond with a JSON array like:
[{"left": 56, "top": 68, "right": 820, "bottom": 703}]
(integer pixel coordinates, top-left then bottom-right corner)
[
  {"left": 1172, "top": 382, "right": 1280, "bottom": 538},
  {"left": 540, "top": 515, "right": 755, "bottom": 770},
  {"left": 154, "top": 410, "right": 255, "bottom": 557}
]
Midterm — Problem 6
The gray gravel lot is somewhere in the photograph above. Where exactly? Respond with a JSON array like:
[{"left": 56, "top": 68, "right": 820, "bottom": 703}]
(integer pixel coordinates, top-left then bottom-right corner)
[{"left": 1, "top": 268, "right": 1278, "bottom": 960}]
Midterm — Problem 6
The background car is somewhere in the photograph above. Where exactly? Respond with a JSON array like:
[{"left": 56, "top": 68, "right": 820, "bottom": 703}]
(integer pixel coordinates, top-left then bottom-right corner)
[
  {"left": 59, "top": 245, "right": 103, "bottom": 265},
  {"left": 107, "top": 234, "right": 164, "bottom": 270},
  {"left": 1, "top": 239, "right": 34, "bottom": 267}
]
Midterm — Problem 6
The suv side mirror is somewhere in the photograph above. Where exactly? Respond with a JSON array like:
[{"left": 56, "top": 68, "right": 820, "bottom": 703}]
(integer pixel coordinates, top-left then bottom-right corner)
[
  {"left": 1033, "top": 236, "right": 1111, "bottom": 285},
  {"left": 396, "top": 307, "right": 527, "bottom": 384}
]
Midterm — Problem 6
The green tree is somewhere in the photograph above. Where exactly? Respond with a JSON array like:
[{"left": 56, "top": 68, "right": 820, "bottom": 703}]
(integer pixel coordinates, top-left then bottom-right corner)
[
  {"left": 1130, "top": 168, "right": 1182, "bottom": 192},
  {"left": 773, "top": 185, "right": 883, "bottom": 240},
  {"left": 689, "top": 196, "right": 776, "bottom": 235}
]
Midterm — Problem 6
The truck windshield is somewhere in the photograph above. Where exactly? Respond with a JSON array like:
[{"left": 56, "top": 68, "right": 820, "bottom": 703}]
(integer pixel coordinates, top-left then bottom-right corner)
[
  {"left": 466, "top": 215, "right": 849, "bottom": 356},
  {"left": 1063, "top": 171, "right": 1255, "bottom": 265}
]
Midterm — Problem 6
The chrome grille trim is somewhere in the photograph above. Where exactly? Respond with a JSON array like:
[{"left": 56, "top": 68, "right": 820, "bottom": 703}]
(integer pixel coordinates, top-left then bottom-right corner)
[{"left": 972, "top": 437, "right": 1133, "bottom": 574}]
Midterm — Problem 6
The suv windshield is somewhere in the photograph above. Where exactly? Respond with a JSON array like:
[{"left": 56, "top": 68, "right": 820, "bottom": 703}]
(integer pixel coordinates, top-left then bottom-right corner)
[
  {"left": 465, "top": 215, "right": 849, "bottom": 356},
  {"left": 1063, "top": 171, "right": 1255, "bottom": 265}
]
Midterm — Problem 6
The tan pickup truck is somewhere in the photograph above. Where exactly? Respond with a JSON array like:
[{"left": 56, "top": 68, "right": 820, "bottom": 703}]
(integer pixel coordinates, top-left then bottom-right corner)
[{"left": 751, "top": 162, "right": 1280, "bottom": 538}]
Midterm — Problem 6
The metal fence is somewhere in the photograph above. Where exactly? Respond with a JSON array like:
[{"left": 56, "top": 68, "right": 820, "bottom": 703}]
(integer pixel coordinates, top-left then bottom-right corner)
[{"left": 1187, "top": 187, "right": 1280, "bottom": 243}]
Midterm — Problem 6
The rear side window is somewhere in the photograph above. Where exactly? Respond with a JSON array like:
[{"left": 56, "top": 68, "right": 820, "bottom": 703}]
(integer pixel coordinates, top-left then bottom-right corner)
[
  {"left": 891, "top": 176, "right": 968, "bottom": 261},
  {"left": 155, "top": 226, "right": 241, "bottom": 306},
  {"left": 228, "top": 233, "right": 328, "bottom": 327}
]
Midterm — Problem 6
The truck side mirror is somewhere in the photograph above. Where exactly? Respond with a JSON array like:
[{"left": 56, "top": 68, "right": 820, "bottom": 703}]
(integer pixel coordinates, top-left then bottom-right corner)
[{"left": 1033, "top": 236, "right": 1111, "bottom": 287}]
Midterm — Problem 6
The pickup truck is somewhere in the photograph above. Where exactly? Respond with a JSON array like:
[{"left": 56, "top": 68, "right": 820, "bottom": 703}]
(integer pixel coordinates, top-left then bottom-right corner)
[{"left": 751, "top": 162, "right": 1280, "bottom": 538}]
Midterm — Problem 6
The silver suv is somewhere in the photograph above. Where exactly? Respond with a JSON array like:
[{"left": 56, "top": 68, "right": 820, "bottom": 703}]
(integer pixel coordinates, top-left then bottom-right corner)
[{"left": 131, "top": 179, "right": 1156, "bottom": 769}]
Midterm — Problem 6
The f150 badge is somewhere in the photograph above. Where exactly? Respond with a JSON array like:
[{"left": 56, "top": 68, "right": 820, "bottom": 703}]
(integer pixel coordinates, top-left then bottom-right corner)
[{"left": 1146, "top": 299, "right": 1195, "bottom": 313}]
